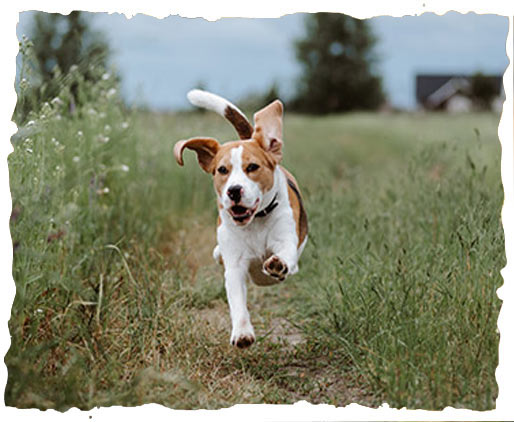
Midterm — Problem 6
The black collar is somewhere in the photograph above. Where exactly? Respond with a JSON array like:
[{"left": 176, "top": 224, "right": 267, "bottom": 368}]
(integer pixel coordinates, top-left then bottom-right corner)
[{"left": 255, "top": 194, "right": 278, "bottom": 218}]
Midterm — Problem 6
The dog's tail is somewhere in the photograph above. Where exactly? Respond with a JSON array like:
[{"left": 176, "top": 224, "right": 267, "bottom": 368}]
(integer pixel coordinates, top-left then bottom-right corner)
[{"left": 187, "top": 89, "right": 254, "bottom": 140}]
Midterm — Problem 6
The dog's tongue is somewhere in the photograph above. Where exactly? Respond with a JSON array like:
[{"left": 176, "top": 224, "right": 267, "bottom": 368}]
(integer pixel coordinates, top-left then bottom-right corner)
[{"left": 231, "top": 205, "right": 248, "bottom": 215}]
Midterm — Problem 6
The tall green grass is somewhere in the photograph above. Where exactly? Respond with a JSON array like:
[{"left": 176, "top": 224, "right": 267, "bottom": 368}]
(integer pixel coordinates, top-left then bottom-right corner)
[
  {"left": 8, "top": 43, "right": 224, "bottom": 409},
  {"left": 7, "top": 42, "right": 504, "bottom": 410},
  {"left": 296, "top": 140, "right": 503, "bottom": 409}
]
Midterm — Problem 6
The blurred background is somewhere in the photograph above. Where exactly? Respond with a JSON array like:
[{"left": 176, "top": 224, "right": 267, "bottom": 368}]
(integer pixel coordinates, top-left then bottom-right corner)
[{"left": 15, "top": 11, "right": 508, "bottom": 118}]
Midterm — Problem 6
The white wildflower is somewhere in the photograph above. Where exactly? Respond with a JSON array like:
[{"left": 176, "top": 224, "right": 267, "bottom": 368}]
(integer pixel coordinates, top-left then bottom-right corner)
[
  {"left": 97, "top": 187, "right": 110, "bottom": 195},
  {"left": 99, "top": 112, "right": 106, "bottom": 119},
  {"left": 104, "top": 124, "right": 111, "bottom": 133},
  {"left": 40, "top": 103, "right": 51, "bottom": 119},
  {"left": 70, "top": 64, "right": 79, "bottom": 72},
  {"left": 51, "top": 138, "right": 64, "bottom": 152},
  {"left": 88, "top": 108, "right": 97, "bottom": 116},
  {"left": 25, "top": 148, "right": 33, "bottom": 154},
  {"left": 77, "top": 130, "right": 84, "bottom": 138},
  {"left": 106, "top": 88, "right": 117, "bottom": 98},
  {"left": 120, "top": 164, "right": 129, "bottom": 172},
  {"left": 26, "top": 120, "right": 36, "bottom": 126},
  {"left": 97, "top": 134, "right": 110, "bottom": 144},
  {"left": 72, "top": 156, "right": 80, "bottom": 163},
  {"left": 121, "top": 121, "right": 129, "bottom": 130},
  {"left": 51, "top": 97, "right": 63, "bottom": 106},
  {"left": 102, "top": 72, "right": 111, "bottom": 80}
]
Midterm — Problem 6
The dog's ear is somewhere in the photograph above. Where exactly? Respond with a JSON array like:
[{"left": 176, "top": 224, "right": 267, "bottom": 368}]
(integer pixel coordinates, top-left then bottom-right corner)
[
  {"left": 174, "top": 137, "right": 220, "bottom": 173},
  {"left": 253, "top": 100, "right": 283, "bottom": 164}
]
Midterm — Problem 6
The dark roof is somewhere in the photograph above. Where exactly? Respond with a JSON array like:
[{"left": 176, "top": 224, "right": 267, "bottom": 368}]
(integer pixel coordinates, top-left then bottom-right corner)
[{"left": 416, "top": 74, "right": 503, "bottom": 104}]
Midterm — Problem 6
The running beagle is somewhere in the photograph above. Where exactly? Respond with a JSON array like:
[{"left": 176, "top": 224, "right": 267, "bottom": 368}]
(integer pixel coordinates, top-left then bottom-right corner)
[{"left": 174, "top": 90, "right": 308, "bottom": 348}]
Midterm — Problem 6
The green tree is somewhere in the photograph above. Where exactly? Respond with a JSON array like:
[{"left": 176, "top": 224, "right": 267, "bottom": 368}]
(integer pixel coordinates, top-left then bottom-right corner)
[
  {"left": 469, "top": 72, "right": 498, "bottom": 111},
  {"left": 31, "top": 11, "right": 109, "bottom": 81},
  {"left": 15, "top": 11, "right": 110, "bottom": 122},
  {"left": 291, "top": 13, "right": 385, "bottom": 114}
]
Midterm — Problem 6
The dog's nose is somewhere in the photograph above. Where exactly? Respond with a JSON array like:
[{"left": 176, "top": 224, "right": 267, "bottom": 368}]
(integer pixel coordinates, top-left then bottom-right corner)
[{"left": 227, "top": 185, "right": 243, "bottom": 203}]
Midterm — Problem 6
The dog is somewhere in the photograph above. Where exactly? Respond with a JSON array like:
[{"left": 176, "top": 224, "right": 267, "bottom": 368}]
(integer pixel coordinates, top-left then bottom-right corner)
[{"left": 174, "top": 90, "right": 308, "bottom": 348}]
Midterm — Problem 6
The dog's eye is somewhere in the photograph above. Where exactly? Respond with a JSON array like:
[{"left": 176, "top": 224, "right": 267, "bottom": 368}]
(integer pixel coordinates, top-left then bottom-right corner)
[
  {"left": 246, "top": 163, "right": 260, "bottom": 173},
  {"left": 217, "top": 166, "right": 229, "bottom": 175}
]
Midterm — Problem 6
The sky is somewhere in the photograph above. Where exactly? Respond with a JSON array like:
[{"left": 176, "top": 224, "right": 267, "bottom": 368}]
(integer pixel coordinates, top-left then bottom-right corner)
[{"left": 17, "top": 11, "right": 509, "bottom": 110}]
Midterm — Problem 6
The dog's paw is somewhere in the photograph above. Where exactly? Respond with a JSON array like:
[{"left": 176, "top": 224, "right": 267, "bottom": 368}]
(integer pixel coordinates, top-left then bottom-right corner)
[
  {"left": 262, "top": 255, "right": 288, "bottom": 282},
  {"left": 230, "top": 323, "right": 255, "bottom": 349},
  {"left": 231, "top": 333, "right": 255, "bottom": 349}
]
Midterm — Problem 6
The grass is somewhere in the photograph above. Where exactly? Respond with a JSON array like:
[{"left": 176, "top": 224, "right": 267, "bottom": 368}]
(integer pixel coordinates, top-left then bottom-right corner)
[{"left": 6, "top": 62, "right": 504, "bottom": 410}]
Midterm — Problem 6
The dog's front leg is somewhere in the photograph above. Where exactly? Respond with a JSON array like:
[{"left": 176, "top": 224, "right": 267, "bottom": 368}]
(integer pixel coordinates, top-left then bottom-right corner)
[
  {"left": 224, "top": 263, "right": 255, "bottom": 348},
  {"left": 263, "top": 240, "right": 298, "bottom": 281}
]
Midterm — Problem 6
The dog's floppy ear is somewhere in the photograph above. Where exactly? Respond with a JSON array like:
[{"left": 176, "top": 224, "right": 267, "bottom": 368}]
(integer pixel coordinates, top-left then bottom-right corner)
[
  {"left": 253, "top": 100, "right": 284, "bottom": 164},
  {"left": 174, "top": 137, "right": 220, "bottom": 173}
]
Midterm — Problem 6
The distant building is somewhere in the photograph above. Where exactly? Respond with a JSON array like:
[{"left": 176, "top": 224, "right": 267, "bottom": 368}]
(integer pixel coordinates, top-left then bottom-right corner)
[{"left": 415, "top": 74, "right": 504, "bottom": 112}]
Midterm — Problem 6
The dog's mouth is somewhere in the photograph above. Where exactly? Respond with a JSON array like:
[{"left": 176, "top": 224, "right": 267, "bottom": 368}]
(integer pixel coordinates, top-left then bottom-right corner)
[{"left": 229, "top": 202, "right": 259, "bottom": 225}]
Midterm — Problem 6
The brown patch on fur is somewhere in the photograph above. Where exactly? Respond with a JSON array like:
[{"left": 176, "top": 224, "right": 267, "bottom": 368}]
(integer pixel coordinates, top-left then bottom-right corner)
[
  {"left": 241, "top": 141, "right": 276, "bottom": 193},
  {"left": 281, "top": 167, "right": 308, "bottom": 247},
  {"left": 253, "top": 100, "right": 284, "bottom": 164},
  {"left": 211, "top": 142, "right": 241, "bottom": 195},
  {"left": 211, "top": 140, "right": 277, "bottom": 196},
  {"left": 174, "top": 137, "right": 220, "bottom": 173},
  {"left": 224, "top": 106, "right": 253, "bottom": 140}
]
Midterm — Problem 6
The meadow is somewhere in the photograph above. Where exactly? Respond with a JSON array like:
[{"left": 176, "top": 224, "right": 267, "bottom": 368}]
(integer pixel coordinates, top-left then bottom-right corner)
[{"left": 6, "top": 67, "right": 505, "bottom": 410}]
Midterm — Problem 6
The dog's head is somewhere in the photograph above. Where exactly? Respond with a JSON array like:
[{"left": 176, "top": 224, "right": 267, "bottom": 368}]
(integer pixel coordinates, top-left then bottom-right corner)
[{"left": 174, "top": 100, "right": 284, "bottom": 226}]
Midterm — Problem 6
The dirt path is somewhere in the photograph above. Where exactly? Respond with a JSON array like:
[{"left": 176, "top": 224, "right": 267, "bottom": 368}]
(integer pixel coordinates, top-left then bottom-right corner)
[{"left": 158, "top": 221, "right": 376, "bottom": 407}]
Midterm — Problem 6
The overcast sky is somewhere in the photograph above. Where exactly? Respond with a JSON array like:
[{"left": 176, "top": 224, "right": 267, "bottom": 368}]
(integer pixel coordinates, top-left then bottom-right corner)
[{"left": 17, "top": 11, "right": 509, "bottom": 110}]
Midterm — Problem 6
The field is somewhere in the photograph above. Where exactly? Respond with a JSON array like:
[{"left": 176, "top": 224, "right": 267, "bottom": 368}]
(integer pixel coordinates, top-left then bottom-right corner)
[{"left": 6, "top": 72, "right": 505, "bottom": 410}]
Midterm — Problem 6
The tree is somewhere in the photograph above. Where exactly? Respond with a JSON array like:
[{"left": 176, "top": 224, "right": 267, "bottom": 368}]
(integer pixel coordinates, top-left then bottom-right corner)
[
  {"left": 31, "top": 11, "right": 109, "bottom": 81},
  {"left": 15, "top": 11, "right": 111, "bottom": 122},
  {"left": 469, "top": 72, "right": 499, "bottom": 111},
  {"left": 291, "top": 13, "right": 385, "bottom": 114}
]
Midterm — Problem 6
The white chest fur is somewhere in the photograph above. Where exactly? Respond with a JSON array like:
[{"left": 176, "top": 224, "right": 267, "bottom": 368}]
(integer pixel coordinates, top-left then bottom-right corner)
[{"left": 216, "top": 168, "right": 300, "bottom": 274}]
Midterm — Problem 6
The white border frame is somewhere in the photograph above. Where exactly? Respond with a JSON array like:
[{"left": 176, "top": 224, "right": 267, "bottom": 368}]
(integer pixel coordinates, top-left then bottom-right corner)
[{"left": 1, "top": 2, "right": 512, "bottom": 421}]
